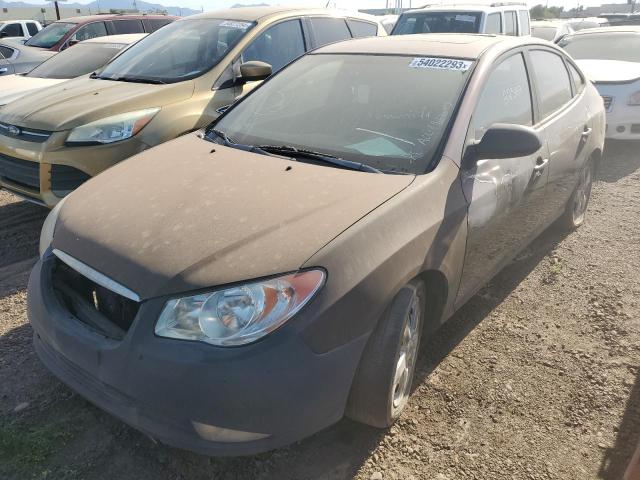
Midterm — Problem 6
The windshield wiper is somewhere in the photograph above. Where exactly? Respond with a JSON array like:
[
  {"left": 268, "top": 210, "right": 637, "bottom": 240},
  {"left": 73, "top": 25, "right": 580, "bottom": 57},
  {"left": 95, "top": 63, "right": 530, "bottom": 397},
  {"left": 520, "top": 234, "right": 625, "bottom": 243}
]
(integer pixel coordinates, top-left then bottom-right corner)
[
  {"left": 258, "top": 145, "right": 382, "bottom": 174},
  {"left": 93, "top": 75, "right": 167, "bottom": 84}
]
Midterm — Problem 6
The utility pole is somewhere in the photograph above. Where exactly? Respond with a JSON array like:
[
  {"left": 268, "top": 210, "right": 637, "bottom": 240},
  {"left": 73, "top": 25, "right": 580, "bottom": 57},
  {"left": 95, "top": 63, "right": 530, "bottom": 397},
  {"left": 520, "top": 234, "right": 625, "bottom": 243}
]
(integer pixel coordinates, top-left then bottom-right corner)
[{"left": 54, "top": 0, "right": 61, "bottom": 20}]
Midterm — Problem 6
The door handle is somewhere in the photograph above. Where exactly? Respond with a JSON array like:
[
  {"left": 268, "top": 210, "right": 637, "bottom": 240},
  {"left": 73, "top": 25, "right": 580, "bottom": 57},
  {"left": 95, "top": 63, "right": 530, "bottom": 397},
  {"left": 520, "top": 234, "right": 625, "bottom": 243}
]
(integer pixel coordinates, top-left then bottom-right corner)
[
  {"left": 581, "top": 127, "right": 592, "bottom": 138},
  {"left": 533, "top": 157, "right": 549, "bottom": 176}
]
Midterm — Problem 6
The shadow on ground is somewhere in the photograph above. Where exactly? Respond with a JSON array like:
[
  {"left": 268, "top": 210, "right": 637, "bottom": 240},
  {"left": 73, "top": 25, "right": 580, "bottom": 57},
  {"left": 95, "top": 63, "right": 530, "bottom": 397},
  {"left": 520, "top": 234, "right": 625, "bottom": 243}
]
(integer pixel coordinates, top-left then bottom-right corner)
[{"left": 598, "top": 141, "right": 640, "bottom": 183}]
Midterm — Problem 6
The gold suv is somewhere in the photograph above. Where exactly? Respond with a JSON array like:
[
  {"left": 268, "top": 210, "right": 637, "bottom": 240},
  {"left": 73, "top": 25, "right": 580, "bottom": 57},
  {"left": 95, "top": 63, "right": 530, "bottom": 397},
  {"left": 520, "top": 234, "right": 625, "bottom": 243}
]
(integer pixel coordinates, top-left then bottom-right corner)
[{"left": 0, "top": 7, "right": 384, "bottom": 207}]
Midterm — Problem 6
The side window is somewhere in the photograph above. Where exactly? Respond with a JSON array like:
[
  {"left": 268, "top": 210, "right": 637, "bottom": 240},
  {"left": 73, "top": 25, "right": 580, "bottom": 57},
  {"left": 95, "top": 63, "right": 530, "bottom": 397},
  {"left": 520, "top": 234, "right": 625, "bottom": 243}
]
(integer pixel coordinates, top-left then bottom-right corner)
[
  {"left": 530, "top": 50, "right": 573, "bottom": 118},
  {"left": 243, "top": 19, "right": 306, "bottom": 73},
  {"left": 347, "top": 19, "right": 378, "bottom": 38},
  {"left": 112, "top": 20, "right": 144, "bottom": 34},
  {"left": 310, "top": 17, "right": 352, "bottom": 46},
  {"left": 144, "top": 19, "right": 173, "bottom": 32},
  {"left": 472, "top": 53, "right": 533, "bottom": 140},
  {"left": 2, "top": 23, "right": 24, "bottom": 37},
  {"left": 70, "top": 22, "right": 108, "bottom": 43},
  {"left": 567, "top": 62, "right": 585, "bottom": 95},
  {"left": 27, "top": 22, "right": 40, "bottom": 36},
  {"left": 0, "top": 45, "right": 14, "bottom": 58},
  {"left": 485, "top": 13, "right": 502, "bottom": 34},
  {"left": 518, "top": 10, "right": 530, "bottom": 35},
  {"left": 504, "top": 11, "right": 517, "bottom": 36}
]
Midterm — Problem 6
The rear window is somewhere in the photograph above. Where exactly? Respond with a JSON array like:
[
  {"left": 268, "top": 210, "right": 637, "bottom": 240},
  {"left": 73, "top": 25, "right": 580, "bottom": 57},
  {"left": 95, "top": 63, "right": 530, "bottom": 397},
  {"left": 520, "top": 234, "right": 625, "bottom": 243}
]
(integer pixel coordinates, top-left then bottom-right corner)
[
  {"left": 558, "top": 33, "right": 640, "bottom": 62},
  {"left": 393, "top": 11, "right": 482, "bottom": 34},
  {"left": 112, "top": 19, "right": 144, "bottom": 34},
  {"left": 504, "top": 11, "right": 517, "bottom": 35},
  {"left": 27, "top": 42, "right": 127, "bottom": 79},
  {"left": 27, "top": 22, "right": 39, "bottom": 36},
  {"left": 0, "top": 45, "right": 14, "bottom": 58},
  {"left": 26, "top": 22, "right": 76, "bottom": 48},
  {"left": 310, "top": 17, "right": 352, "bottom": 46},
  {"left": 347, "top": 19, "right": 378, "bottom": 38},
  {"left": 143, "top": 19, "right": 174, "bottom": 32},
  {"left": 518, "top": 10, "right": 530, "bottom": 34}
]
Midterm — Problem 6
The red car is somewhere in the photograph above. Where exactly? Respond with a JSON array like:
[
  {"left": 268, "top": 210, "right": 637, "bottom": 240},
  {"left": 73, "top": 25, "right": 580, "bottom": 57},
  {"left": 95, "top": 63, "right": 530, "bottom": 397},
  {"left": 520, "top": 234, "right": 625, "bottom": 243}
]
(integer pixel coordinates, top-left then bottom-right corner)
[{"left": 23, "top": 14, "right": 177, "bottom": 52}]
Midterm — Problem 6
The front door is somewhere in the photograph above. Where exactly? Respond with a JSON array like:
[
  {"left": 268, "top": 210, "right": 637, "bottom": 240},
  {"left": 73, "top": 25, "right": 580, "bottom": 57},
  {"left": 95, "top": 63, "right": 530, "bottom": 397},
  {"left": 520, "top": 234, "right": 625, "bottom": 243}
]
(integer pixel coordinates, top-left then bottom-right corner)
[{"left": 456, "top": 50, "right": 549, "bottom": 305}]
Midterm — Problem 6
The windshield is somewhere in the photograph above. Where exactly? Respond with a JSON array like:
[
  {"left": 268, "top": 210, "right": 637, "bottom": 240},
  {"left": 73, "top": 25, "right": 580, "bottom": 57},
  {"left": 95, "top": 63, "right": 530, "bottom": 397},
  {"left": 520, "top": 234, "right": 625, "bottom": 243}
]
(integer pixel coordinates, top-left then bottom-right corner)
[
  {"left": 98, "top": 19, "right": 254, "bottom": 84},
  {"left": 26, "top": 22, "right": 75, "bottom": 49},
  {"left": 531, "top": 26, "right": 558, "bottom": 41},
  {"left": 393, "top": 11, "right": 482, "bottom": 34},
  {"left": 210, "top": 54, "right": 473, "bottom": 175},
  {"left": 27, "top": 42, "right": 127, "bottom": 79},
  {"left": 559, "top": 33, "right": 640, "bottom": 62}
]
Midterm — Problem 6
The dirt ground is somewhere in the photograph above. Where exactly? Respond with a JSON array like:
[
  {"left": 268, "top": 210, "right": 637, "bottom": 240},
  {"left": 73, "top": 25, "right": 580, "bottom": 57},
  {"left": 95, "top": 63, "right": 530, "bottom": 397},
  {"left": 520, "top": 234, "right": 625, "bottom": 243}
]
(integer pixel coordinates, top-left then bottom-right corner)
[{"left": 0, "top": 141, "right": 639, "bottom": 480}]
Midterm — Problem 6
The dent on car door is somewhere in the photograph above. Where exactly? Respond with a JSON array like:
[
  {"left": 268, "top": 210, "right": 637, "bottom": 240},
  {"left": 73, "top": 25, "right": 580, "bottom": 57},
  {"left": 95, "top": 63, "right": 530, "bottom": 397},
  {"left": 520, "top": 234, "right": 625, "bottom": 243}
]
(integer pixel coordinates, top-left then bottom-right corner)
[
  {"left": 456, "top": 51, "right": 550, "bottom": 305},
  {"left": 528, "top": 50, "right": 590, "bottom": 217}
]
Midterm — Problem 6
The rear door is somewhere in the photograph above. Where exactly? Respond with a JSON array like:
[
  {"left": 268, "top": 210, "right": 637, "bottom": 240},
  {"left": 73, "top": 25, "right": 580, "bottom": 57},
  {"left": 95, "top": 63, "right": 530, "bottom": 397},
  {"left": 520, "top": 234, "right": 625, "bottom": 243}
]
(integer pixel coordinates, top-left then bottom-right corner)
[
  {"left": 526, "top": 48, "right": 590, "bottom": 219},
  {"left": 457, "top": 50, "right": 549, "bottom": 304}
]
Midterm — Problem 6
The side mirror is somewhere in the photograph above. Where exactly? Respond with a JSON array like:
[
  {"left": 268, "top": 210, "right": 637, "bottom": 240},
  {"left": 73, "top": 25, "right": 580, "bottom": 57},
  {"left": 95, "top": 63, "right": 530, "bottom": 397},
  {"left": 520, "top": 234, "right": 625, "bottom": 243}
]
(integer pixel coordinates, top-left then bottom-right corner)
[
  {"left": 67, "top": 39, "right": 79, "bottom": 47},
  {"left": 0, "top": 31, "right": 7, "bottom": 38},
  {"left": 239, "top": 61, "right": 272, "bottom": 83},
  {"left": 473, "top": 123, "right": 542, "bottom": 161}
]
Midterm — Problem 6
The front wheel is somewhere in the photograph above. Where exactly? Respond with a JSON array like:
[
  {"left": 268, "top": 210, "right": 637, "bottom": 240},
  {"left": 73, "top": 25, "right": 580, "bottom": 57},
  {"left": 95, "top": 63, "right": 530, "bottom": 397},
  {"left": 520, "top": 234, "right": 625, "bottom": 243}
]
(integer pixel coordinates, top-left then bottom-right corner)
[
  {"left": 561, "top": 158, "right": 594, "bottom": 229},
  {"left": 346, "top": 280, "right": 425, "bottom": 428}
]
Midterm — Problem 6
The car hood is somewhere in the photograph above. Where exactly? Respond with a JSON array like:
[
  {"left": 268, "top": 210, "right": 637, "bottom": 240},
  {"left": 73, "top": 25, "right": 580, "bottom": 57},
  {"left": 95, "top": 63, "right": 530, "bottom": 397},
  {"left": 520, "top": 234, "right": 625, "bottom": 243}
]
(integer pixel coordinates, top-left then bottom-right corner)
[
  {"left": 576, "top": 59, "right": 640, "bottom": 83},
  {"left": 52, "top": 134, "right": 415, "bottom": 300},
  {"left": 0, "top": 75, "right": 194, "bottom": 131},
  {"left": 0, "top": 75, "right": 63, "bottom": 106}
]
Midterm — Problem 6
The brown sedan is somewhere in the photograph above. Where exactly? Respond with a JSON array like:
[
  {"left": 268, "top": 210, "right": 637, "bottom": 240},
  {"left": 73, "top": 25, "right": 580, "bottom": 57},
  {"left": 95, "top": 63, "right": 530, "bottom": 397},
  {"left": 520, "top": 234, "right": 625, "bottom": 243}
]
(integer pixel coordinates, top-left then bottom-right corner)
[{"left": 30, "top": 34, "right": 605, "bottom": 455}]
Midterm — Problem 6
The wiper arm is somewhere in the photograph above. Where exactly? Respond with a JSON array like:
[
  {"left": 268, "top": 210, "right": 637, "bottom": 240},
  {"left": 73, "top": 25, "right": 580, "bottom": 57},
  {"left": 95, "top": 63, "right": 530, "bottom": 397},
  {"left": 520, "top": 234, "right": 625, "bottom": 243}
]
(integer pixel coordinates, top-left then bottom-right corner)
[
  {"left": 92, "top": 75, "right": 166, "bottom": 84},
  {"left": 258, "top": 145, "right": 381, "bottom": 173}
]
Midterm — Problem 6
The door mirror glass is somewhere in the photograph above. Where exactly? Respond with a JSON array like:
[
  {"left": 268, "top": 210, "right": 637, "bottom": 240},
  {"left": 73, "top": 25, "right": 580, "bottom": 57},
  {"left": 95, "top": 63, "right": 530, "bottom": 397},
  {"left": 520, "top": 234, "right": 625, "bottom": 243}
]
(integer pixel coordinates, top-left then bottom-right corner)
[
  {"left": 239, "top": 61, "right": 272, "bottom": 83},
  {"left": 474, "top": 124, "right": 542, "bottom": 160}
]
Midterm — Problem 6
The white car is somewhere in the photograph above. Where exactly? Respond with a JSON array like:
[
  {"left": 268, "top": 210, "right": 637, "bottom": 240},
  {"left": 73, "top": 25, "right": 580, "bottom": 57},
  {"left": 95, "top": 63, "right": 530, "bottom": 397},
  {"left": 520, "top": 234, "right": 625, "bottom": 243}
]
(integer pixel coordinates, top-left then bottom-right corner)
[
  {"left": 0, "top": 34, "right": 145, "bottom": 108},
  {"left": 0, "top": 20, "right": 42, "bottom": 39},
  {"left": 531, "top": 20, "right": 574, "bottom": 43},
  {"left": 560, "top": 26, "right": 640, "bottom": 140},
  {"left": 392, "top": 2, "right": 531, "bottom": 36}
]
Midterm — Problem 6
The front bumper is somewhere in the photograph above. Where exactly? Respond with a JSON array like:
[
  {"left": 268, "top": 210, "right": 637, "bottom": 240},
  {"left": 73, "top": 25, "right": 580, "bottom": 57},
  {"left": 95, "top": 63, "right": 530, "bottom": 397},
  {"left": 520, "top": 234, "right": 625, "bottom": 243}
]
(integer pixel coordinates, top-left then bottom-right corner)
[
  {"left": 28, "top": 255, "right": 367, "bottom": 456},
  {"left": 0, "top": 130, "right": 150, "bottom": 208}
]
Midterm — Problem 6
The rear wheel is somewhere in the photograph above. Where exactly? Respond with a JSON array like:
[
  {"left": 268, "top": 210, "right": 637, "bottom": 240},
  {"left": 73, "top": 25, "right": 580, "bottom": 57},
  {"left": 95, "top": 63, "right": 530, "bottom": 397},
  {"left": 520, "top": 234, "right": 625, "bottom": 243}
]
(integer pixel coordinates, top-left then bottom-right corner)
[
  {"left": 346, "top": 280, "right": 425, "bottom": 428},
  {"left": 561, "top": 158, "right": 594, "bottom": 229}
]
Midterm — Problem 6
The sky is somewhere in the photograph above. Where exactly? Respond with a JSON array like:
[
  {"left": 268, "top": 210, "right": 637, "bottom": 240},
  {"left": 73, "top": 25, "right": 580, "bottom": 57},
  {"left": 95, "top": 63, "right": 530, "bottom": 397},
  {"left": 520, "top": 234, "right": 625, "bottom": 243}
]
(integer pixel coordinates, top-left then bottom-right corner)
[{"left": 14, "top": 0, "right": 633, "bottom": 14}]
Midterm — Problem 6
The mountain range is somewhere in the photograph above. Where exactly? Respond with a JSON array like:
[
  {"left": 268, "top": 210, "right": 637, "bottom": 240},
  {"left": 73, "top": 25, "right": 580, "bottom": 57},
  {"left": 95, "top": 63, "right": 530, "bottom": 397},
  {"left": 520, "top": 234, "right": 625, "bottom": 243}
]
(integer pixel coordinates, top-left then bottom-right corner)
[{"left": 0, "top": 0, "right": 270, "bottom": 16}]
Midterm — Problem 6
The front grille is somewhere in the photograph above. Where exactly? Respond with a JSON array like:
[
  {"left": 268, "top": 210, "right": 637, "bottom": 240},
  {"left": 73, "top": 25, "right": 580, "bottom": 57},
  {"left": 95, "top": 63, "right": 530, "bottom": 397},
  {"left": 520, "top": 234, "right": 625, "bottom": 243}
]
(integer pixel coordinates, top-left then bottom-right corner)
[
  {"left": 51, "top": 258, "right": 140, "bottom": 339},
  {"left": 51, "top": 164, "right": 91, "bottom": 193},
  {"left": 0, "top": 122, "right": 52, "bottom": 143},
  {"left": 0, "top": 154, "right": 39, "bottom": 190},
  {"left": 602, "top": 96, "right": 614, "bottom": 112}
]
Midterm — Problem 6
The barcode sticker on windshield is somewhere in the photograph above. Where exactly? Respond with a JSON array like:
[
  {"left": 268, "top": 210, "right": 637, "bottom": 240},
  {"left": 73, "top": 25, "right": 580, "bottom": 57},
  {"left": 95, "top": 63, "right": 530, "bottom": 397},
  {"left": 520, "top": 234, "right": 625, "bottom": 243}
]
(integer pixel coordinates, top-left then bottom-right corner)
[
  {"left": 409, "top": 57, "right": 472, "bottom": 71},
  {"left": 219, "top": 20, "right": 253, "bottom": 30}
]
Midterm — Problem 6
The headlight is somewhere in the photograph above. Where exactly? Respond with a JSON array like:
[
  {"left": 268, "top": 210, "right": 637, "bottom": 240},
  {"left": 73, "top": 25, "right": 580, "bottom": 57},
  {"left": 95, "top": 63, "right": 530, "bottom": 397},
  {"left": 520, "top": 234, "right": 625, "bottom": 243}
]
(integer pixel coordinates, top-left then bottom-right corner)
[
  {"left": 155, "top": 270, "right": 325, "bottom": 347},
  {"left": 39, "top": 196, "right": 68, "bottom": 257},
  {"left": 628, "top": 91, "right": 640, "bottom": 106},
  {"left": 66, "top": 108, "right": 159, "bottom": 145}
]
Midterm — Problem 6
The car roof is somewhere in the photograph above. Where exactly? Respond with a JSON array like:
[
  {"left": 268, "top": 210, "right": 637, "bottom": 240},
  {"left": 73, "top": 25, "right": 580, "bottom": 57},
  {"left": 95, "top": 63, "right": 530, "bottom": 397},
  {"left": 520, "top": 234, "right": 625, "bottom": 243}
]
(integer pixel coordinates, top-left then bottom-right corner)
[
  {"left": 80, "top": 33, "right": 147, "bottom": 45},
  {"left": 187, "top": 7, "right": 379, "bottom": 23},
  {"left": 569, "top": 25, "right": 640, "bottom": 35},
  {"left": 54, "top": 14, "right": 174, "bottom": 24},
  {"left": 404, "top": 3, "right": 527, "bottom": 13},
  {"left": 313, "top": 33, "right": 538, "bottom": 59}
]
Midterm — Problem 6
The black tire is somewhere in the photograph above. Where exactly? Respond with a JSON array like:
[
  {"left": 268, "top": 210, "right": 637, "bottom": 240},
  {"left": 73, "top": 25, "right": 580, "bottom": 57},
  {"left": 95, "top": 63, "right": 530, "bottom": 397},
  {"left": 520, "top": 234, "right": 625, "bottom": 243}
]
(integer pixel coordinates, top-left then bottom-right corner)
[
  {"left": 345, "top": 279, "right": 426, "bottom": 428},
  {"left": 560, "top": 157, "right": 594, "bottom": 230}
]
